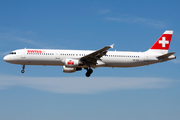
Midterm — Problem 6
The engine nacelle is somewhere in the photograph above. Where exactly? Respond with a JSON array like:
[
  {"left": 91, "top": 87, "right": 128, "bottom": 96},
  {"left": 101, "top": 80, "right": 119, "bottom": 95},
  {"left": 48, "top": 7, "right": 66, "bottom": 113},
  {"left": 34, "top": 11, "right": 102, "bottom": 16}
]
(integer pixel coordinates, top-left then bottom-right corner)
[
  {"left": 65, "top": 59, "right": 80, "bottom": 67},
  {"left": 62, "top": 66, "right": 82, "bottom": 73},
  {"left": 63, "top": 66, "right": 76, "bottom": 73}
]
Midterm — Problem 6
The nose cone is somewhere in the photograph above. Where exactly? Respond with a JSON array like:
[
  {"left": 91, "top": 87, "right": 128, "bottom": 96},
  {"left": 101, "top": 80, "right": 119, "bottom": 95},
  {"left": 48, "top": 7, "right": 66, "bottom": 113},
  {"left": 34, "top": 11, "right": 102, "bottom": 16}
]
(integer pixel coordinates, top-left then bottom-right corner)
[
  {"left": 3, "top": 55, "right": 7, "bottom": 61},
  {"left": 3, "top": 55, "right": 11, "bottom": 63}
]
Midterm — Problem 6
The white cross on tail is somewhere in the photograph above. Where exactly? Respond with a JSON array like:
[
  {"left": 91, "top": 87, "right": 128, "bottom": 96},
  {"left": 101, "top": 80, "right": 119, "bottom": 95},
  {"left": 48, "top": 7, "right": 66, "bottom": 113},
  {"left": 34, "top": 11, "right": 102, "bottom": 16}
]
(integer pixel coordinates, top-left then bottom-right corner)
[{"left": 159, "top": 37, "right": 169, "bottom": 47}]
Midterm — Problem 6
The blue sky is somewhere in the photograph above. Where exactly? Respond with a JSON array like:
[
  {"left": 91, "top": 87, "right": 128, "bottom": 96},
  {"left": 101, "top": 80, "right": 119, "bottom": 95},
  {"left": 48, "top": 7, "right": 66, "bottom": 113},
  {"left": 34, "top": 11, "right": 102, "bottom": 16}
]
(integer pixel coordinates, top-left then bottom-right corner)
[{"left": 0, "top": 0, "right": 180, "bottom": 120}]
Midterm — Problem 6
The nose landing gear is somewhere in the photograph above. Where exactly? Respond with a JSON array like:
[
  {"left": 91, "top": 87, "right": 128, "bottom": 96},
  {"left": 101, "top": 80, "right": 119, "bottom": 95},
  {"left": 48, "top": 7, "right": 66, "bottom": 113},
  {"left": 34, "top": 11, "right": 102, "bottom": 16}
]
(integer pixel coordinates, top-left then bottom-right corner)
[
  {"left": 85, "top": 68, "right": 93, "bottom": 77},
  {"left": 21, "top": 65, "right": 25, "bottom": 73}
]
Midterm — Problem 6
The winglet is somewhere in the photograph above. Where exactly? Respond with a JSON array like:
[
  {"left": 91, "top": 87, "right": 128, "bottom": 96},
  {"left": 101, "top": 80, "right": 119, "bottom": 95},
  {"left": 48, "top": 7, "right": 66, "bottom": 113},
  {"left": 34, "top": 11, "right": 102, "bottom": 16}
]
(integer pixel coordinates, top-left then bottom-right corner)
[{"left": 110, "top": 44, "right": 114, "bottom": 48}]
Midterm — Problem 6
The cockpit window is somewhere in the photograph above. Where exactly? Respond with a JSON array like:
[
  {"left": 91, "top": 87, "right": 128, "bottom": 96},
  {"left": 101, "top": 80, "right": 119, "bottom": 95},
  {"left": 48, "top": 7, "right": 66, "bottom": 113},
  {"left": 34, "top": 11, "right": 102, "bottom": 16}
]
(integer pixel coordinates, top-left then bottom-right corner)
[{"left": 10, "top": 52, "right": 16, "bottom": 54}]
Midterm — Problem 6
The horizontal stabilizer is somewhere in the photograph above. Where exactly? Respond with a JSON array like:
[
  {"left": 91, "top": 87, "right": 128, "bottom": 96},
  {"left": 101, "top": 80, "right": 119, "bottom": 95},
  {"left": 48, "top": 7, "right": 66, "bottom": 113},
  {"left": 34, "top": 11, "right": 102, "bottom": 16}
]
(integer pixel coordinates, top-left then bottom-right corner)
[{"left": 157, "top": 52, "right": 175, "bottom": 59}]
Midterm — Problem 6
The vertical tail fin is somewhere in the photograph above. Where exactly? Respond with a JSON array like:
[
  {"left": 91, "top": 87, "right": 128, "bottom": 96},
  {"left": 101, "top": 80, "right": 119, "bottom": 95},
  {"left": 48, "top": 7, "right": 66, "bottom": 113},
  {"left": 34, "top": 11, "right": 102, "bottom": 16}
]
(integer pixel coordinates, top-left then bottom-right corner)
[{"left": 147, "top": 30, "right": 173, "bottom": 54}]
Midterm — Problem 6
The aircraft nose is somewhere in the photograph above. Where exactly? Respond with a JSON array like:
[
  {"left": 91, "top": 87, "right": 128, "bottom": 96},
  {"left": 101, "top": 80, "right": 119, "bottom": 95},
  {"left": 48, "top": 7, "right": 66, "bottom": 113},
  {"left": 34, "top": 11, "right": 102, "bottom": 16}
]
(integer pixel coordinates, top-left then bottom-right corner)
[
  {"left": 3, "top": 55, "right": 8, "bottom": 61},
  {"left": 3, "top": 55, "right": 11, "bottom": 62}
]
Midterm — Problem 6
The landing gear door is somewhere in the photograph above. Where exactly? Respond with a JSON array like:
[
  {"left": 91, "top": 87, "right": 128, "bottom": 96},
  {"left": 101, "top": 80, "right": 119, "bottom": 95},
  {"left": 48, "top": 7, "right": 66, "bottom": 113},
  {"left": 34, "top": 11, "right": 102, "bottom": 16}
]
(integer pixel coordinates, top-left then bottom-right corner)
[{"left": 21, "top": 49, "right": 26, "bottom": 58}]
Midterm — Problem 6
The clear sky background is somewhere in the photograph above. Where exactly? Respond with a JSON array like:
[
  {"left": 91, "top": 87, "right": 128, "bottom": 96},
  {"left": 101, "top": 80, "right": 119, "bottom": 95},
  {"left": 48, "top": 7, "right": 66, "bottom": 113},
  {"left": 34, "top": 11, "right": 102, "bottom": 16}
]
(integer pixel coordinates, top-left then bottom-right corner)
[{"left": 0, "top": 0, "right": 180, "bottom": 120}]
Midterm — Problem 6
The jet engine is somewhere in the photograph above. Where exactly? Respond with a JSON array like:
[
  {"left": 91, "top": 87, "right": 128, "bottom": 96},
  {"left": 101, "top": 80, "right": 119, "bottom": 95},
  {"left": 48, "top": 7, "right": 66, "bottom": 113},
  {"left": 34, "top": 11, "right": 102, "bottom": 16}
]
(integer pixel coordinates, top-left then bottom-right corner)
[
  {"left": 63, "top": 66, "right": 82, "bottom": 73},
  {"left": 64, "top": 59, "right": 80, "bottom": 67}
]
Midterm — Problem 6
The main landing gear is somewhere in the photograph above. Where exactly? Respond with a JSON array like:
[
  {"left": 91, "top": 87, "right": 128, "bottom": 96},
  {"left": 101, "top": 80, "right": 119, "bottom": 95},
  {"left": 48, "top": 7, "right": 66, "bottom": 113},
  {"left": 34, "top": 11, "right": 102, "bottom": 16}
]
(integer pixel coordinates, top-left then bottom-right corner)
[
  {"left": 85, "top": 68, "right": 93, "bottom": 77},
  {"left": 21, "top": 65, "right": 25, "bottom": 73}
]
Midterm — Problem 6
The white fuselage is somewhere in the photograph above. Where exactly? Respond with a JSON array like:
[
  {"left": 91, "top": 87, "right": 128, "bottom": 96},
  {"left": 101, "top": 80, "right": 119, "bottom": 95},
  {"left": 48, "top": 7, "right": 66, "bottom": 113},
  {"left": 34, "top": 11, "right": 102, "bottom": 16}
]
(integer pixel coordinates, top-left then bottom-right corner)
[
  {"left": 3, "top": 30, "right": 176, "bottom": 77},
  {"left": 3, "top": 49, "right": 172, "bottom": 68}
]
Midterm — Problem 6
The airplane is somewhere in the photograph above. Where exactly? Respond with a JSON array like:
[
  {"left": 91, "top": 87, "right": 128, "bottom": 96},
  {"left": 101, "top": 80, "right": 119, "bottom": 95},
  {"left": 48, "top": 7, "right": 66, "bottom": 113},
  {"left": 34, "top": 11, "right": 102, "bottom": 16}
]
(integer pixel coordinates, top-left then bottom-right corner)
[{"left": 3, "top": 30, "right": 176, "bottom": 77}]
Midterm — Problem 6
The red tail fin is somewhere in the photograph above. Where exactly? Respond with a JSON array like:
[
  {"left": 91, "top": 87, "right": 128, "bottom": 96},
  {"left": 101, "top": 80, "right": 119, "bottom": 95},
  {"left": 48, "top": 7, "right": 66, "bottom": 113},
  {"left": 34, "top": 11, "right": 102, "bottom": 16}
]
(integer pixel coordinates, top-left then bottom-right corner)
[{"left": 148, "top": 30, "right": 173, "bottom": 54}]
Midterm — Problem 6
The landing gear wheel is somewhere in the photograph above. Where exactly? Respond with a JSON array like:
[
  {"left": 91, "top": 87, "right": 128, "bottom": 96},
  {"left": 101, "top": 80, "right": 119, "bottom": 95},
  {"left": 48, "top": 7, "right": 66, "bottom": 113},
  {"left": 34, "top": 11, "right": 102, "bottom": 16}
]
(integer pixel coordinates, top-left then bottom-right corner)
[
  {"left": 21, "top": 65, "right": 25, "bottom": 74},
  {"left": 89, "top": 69, "right": 93, "bottom": 74},
  {"left": 86, "top": 72, "right": 90, "bottom": 77},
  {"left": 85, "top": 68, "right": 93, "bottom": 77},
  {"left": 21, "top": 70, "right": 25, "bottom": 73}
]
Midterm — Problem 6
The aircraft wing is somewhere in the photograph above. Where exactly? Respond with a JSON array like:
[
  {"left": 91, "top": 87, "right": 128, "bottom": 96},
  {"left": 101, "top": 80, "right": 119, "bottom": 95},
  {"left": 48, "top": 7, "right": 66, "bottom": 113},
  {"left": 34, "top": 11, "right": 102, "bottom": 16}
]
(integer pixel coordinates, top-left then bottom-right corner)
[{"left": 80, "top": 44, "right": 114, "bottom": 65}]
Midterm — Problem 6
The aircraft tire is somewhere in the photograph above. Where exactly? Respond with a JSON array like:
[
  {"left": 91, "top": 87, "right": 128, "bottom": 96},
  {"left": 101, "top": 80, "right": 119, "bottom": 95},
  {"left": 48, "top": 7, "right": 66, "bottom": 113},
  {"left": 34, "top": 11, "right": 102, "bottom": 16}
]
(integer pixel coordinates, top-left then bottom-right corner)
[
  {"left": 85, "top": 68, "right": 93, "bottom": 77},
  {"left": 89, "top": 68, "right": 93, "bottom": 74},
  {"left": 86, "top": 72, "right": 90, "bottom": 77},
  {"left": 21, "top": 70, "right": 25, "bottom": 73}
]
